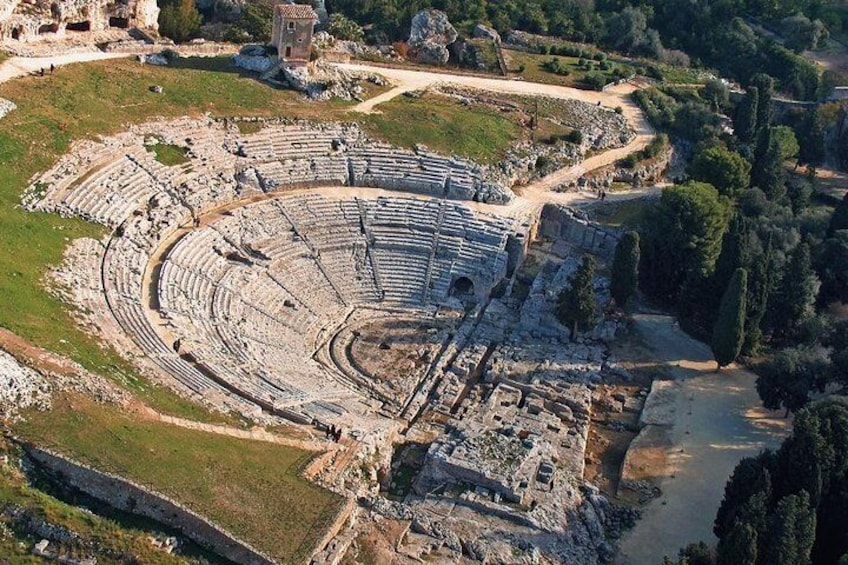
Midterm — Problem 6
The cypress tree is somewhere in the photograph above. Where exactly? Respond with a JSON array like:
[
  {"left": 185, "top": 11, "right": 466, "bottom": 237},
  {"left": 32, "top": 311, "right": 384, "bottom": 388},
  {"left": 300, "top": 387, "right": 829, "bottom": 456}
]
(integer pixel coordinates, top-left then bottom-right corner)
[
  {"left": 735, "top": 86, "right": 759, "bottom": 143},
  {"left": 828, "top": 193, "right": 848, "bottom": 237},
  {"left": 557, "top": 255, "right": 596, "bottom": 337},
  {"left": 771, "top": 243, "right": 817, "bottom": 339},
  {"left": 798, "top": 107, "right": 827, "bottom": 167},
  {"left": 712, "top": 214, "right": 752, "bottom": 298},
  {"left": 743, "top": 245, "right": 771, "bottom": 355},
  {"left": 763, "top": 492, "right": 816, "bottom": 565},
  {"left": 752, "top": 127, "right": 787, "bottom": 201},
  {"left": 717, "top": 521, "right": 758, "bottom": 565},
  {"left": 610, "top": 231, "right": 640, "bottom": 308},
  {"left": 712, "top": 267, "right": 748, "bottom": 368},
  {"left": 751, "top": 73, "right": 775, "bottom": 133}
]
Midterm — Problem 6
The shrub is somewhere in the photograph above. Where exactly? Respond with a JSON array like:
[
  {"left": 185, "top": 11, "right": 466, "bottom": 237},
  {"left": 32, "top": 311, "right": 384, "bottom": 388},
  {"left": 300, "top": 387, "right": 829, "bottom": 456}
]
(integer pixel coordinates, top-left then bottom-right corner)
[
  {"left": 582, "top": 71, "right": 608, "bottom": 90},
  {"left": 327, "top": 13, "right": 364, "bottom": 42},
  {"left": 225, "top": 2, "right": 272, "bottom": 43},
  {"left": 392, "top": 41, "right": 409, "bottom": 59},
  {"left": 541, "top": 57, "right": 570, "bottom": 76},
  {"left": 158, "top": 0, "right": 202, "bottom": 43},
  {"left": 619, "top": 154, "right": 638, "bottom": 168},
  {"left": 535, "top": 155, "right": 552, "bottom": 169}
]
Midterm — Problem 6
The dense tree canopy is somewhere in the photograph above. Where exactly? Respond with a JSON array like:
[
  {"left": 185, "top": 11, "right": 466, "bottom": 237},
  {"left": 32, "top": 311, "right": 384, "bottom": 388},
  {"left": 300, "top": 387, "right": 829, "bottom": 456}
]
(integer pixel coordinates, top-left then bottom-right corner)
[
  {"left": 327, "top": 0, "right": 839, "bottom": 100},
  {"left": 640, "top": 182, "right": 731, "bottom": 302},
  {"left": 689, "top": 146, "right": 752, "bottom": 199},
  {"left": 715, "top": 400, "right": 848, "bottom": 565},
  {"left": 158, "top": 0, "right": 202, "bottom": 43}
]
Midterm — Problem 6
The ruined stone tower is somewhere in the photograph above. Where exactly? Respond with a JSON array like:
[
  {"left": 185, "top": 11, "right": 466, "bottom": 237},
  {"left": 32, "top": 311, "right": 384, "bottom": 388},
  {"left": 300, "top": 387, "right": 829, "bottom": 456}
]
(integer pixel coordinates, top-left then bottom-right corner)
[{"left": 271, "top": 3, "right": 318, "bottom": 68}]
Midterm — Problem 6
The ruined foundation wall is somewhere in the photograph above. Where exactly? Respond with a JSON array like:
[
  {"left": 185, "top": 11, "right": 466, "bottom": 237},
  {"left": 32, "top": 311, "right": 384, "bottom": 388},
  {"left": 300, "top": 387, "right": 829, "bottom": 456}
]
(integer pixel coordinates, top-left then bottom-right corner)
[
  {"left": 24, "top": 446, "right": 274, "bottom": 565},
  {"left": 539, "top": 204, "right": 619, "bottom": 260}
]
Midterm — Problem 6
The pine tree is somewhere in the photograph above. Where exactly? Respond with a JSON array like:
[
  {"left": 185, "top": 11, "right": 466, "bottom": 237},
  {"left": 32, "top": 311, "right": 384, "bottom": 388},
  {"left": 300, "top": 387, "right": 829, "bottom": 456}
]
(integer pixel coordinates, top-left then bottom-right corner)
[
  {"left": 610, "top": 231, "right": 640, "bottom": 308},
  {"left": 557, "top": 255, "right": 596, "bottom": 337},
  {"left": 712, "top": 268, "right": 748, "bottom": 368},
  {"left": 689, "top": 145, "right": 752, "bottom": 198},
  {"left": 639, "top": 182, "right": 731, "bottom": 303},
  {"left": 735, "top": 86, "right": 759, "bottom": 143}
]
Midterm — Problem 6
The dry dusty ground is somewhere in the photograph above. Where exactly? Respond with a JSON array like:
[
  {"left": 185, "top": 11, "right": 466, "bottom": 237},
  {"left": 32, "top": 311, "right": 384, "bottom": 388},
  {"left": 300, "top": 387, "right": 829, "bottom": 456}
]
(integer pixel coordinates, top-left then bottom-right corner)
[{"left": 614, "top": 312, "right": 789, "bottom": 565}]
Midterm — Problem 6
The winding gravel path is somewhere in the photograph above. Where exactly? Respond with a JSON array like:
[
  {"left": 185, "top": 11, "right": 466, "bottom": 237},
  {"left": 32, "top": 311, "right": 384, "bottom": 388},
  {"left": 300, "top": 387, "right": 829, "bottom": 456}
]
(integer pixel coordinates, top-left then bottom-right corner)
[
  {"left": 338, "top": 62, "right": 655, "bottom": 199},
  {"left": 0, "top": 51, "right": 129, "bottom": 83}
]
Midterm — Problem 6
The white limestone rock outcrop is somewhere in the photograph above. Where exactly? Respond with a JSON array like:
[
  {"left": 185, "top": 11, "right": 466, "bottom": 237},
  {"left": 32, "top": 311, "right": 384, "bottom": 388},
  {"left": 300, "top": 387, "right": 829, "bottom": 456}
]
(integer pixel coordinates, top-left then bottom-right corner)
[
  {"left": 233, "top": 44, "right": 275, "bottom": 73},
  {"left": 0, "top": 97, "right": 16, "bottom": 120},
  {"left": 408, "top": 9, "right": 457, "bottom": 66},
  {"left": 473, "top": 23, "right": 500, "bottom": 43},
  {"left": 0, "top": 350, "right": 50, "bottom": 419}
]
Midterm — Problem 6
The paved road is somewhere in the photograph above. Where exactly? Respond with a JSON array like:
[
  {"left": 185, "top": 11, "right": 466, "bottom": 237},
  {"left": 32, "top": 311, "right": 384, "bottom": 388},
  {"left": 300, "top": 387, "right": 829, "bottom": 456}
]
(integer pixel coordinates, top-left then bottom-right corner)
[{"left": 615, "top": 313, "right": 789, "bottom": 564}]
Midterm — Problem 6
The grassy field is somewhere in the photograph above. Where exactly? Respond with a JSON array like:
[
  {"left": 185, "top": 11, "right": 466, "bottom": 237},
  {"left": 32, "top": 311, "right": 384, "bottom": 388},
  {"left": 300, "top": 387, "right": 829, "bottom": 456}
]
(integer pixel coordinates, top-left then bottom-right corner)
[
  {"left": 17, "top": 395, "right": 343, "bottom": 564},
  {"left": 149, "top": 140, "right": 190, "bottom": 166},
  {"left": 0, "top": 440, "right": 215, "bottom": 564},
  {"left": 588, "top": 199, "right": 653, "bottom": 230},
  {"left": 503, "top": 49, "right": 633, "bottom": 89},
  {"left": 360, "top": 91, "right": 522, "bottom": 164}
]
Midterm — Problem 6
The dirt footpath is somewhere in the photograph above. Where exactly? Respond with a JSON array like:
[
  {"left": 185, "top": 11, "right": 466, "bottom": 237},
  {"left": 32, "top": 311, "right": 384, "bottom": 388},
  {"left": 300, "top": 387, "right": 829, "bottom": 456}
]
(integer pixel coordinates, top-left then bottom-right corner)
[{"left": 615, "top": 313, "right": 788, "bottom": 565}]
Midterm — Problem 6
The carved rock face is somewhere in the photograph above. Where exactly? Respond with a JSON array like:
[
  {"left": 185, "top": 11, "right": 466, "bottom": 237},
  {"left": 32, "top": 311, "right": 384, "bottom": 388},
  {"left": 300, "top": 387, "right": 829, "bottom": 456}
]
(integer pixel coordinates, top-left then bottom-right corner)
[{"left": 0, "top": 0, "right": 159, "bottom": 42}]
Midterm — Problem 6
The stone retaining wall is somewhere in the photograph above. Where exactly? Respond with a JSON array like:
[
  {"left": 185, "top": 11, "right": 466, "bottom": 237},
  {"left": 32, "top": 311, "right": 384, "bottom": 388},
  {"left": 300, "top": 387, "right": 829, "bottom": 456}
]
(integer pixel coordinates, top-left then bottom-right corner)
[
  {"left": 539, "top": 204, "right": 619, "bottom": 260},
  {"left": 563, "top": 148, "right": 671, "bottom": 191},
  {"left": 23, "top": 446, "right": 275, "bottom": 565}
]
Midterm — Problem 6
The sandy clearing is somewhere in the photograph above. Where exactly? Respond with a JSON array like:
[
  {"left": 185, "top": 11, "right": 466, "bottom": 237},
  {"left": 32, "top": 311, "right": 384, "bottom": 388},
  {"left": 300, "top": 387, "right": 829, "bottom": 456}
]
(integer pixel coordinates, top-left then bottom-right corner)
[{"left": 615, "top": 313, "right": 789, "bottom": 565}]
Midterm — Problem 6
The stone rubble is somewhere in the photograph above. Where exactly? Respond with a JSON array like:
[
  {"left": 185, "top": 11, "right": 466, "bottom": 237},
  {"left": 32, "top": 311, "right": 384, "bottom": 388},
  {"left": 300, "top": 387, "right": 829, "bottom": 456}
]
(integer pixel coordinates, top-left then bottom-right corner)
[
  {"left": 0, "top": 97, "right": 15, "bottom": 120},
  {"left": 0, "top": 350, "right": 51, "bottom": 419}
]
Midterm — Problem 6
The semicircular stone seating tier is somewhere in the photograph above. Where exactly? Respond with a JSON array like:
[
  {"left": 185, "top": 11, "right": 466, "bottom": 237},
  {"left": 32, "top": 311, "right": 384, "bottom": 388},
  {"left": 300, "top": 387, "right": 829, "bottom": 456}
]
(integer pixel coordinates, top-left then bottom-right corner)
[{"left": 25, "top": 118, "right": 520, "bottom": 426}]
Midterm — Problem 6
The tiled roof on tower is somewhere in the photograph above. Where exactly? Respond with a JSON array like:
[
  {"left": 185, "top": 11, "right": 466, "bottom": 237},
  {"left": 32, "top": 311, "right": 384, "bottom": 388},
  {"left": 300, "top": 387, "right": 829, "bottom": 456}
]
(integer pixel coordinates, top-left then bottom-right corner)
[{"left": 275, "top": 4, "right": 318, "bottom": 20}]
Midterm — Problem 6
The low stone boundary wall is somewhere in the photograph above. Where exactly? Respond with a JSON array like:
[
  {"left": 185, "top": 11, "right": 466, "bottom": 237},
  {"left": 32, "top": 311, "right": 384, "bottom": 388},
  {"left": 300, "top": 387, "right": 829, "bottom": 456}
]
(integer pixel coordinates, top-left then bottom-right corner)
[
  {"left": 23, "top": 445, "right": 274, "bottom": 565},
  {"left": 539, "top": 204, "right": 619, "bottom": 260}
]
